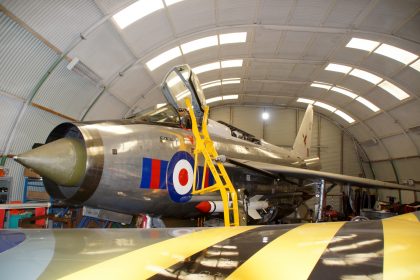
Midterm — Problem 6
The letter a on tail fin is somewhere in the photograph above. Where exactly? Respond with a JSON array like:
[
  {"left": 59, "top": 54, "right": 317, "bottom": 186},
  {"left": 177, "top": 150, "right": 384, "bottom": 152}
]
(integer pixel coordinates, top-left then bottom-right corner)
[{"left": 292, "top": 104, "right": 313, "bottom": 158}]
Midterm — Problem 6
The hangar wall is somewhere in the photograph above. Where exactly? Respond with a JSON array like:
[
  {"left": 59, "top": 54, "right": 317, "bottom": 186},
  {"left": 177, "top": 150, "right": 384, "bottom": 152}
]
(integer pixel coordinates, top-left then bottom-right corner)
[
  {"left": 211, "top": 105, "right": 362, "bottom": 176},
  {"left": 211, "top": 105, "right": 419, "bottom": 204}
]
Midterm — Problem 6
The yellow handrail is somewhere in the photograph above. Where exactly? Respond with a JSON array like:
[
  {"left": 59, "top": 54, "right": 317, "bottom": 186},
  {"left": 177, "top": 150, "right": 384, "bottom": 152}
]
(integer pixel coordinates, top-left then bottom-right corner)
[{"left": 185, "top": 98, "right": 239, "bottom": 227}]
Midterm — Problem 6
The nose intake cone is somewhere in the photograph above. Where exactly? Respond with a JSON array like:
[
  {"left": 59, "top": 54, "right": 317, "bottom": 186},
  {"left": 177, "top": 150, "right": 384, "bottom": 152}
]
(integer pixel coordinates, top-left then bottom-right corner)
[{"left": 14, "top": 138, "right": 86, "bottom": 186}]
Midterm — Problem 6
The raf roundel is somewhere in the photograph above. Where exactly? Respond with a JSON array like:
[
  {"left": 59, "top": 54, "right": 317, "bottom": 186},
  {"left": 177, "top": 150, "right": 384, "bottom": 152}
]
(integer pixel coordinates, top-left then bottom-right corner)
[{"left": 167, "top": 151, "right": 195, "bottom": 203}]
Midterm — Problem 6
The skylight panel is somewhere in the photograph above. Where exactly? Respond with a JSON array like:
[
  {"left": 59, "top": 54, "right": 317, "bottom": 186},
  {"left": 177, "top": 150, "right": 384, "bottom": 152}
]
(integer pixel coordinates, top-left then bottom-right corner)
[
  {"left": 207, "top": 96, "right": 223, "bottom": 104},
  {"left": 113, "top": 0, "right": 164, "bottom": 29},
  {"left": 223, "top": 94, "right": 238, "bottom": 100},
  {"left": 346, "top": 38, "right": 380, "bottom": 52},
  {"left": 201, "top": 80, "right": 221, "bottom": 89},
  {"left": 297, "top": 98, "right": 314, "bottom": 104},
  {"left": 325, "top": 63, "right": 352, "bottom": 74},
  {"left": 378, "top": 81, "right": 410, "bottom": 100},
  {"left": 176, "top": 90, "right": 191, "bottom": 100},
  {"left": 355, "top": 97, "right": 380, "bottom": 112},
  {"left": 192, "top": 62, "right": 220, "bottom": 74},
  {"left": 349, "top": 68, "right": 382, "bottom": 85},
  {"left": 219, "top": 32, "right": 247, "bottom": 44},
  {"left": 410, "top": 59, "right": 420, "bottom": 72},
  {"left": 221, "top": 59, "right": 243, "bottom": 68},
  {"left": 181, "top": 36, "right": 218, "bottom": 54},
  {"left": 222, "top": 78, "right": 241, "bottom": 85},
  {"left": 330, "top": 87, "right": 357, "bottom": 99},
  {"left": 374, "top": 44, "right": 418, "bottom": 65},
  {"left": 334, "top": 110, "right": 355, "bottom": 124},
  {"left": 146, "top": 47, "right": 181, "bottom": 71},
  {"left": 314, "top": 101, "right": 336, "bottom": 112},
  {"left": 310, "top": 82, "right": 331, "bottom": 90},
  {"left": 164, "top": 0, "right": 184, "bottom": 6}
]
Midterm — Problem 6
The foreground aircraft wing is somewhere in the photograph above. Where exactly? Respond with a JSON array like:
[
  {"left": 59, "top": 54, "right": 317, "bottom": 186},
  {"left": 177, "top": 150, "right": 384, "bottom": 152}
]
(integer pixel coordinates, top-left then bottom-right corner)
[
  {"left": 229, "top": 158, "right": 418, "bottom": 191},
  {"left": 0, "top": 212, "right": 419, "bottom": 279}
]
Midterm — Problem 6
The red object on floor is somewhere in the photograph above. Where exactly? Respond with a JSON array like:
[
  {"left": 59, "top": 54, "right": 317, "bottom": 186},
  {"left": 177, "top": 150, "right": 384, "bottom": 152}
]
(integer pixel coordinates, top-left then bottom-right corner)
[
  {"left": 35, "top": 207, "right": 46, "bottom": 226},
  {"left": 9, "top": 201, "right": 24, "bottom": 215},
  {"left": 0, "top": 209, "right": 5, "bottom": 229}
]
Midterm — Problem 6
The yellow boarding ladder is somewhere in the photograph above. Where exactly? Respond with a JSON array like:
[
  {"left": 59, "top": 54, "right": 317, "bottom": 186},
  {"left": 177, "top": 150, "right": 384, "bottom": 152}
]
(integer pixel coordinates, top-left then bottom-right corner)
[{"left": 185, "top": 98, "right": 239, "bottom": 227}]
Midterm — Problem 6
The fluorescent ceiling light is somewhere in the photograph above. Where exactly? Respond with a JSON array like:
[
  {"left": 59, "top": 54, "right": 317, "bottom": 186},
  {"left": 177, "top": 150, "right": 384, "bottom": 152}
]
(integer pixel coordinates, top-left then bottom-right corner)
[
  {"left": 314, "top": 101, "right": 336, "bottom": 112},
  {"left": 410, "top": 59, "right": 420, "bottom": 72},
  {"left": 192, "top": 62, "right": 220, "bottom": 74},
  {"left": 297, "top": 98, "right": 314, "bottom": 104},
  {"left": 113, "top": 0, "right": 164, "bottom": 29},
  {"left": 349, "top": 68, "right": 382, "bottom": 85},
  {"left": 221, "top": 59, "right": 243, "bottom": 68},
  {"left": 202, "top": 80, "right": 221, "bottom": 89},
  {"left": 207, "top": 96, "right": 223, "bottom": 104},
  {"left": 220, "top": 32, "right": 247, "bottom": 44},
  {"left": 325, "top": 63, "right": 352, "bottom": 74},
  {"left": 156, "top": 103, "right": 167, "bottom": 109},
  {"left": 374, "top": 44, "right": 418, "bottom": 65},
  {"left": 334, "top": 110, "right": 355, "bottom": 124},
  {"left": 355, "top": 97, "right": 380, "bottom": 112},
  {"left": 311, "top": 82, "right": 331, "bottom": 90},
  {"left": 330, "top": 87, "right": 357, "bottom": 99},
  {"left": 346, "top": 38, "right": 380, "bottom": 52},
  {"left": 164, "top": 0, "right": 184, "bottom": 6},
  {"left": 222, "top": 78, "right": 241, "bottom": 85},
  {"left": 146, "top": 47, "right": 181, "bottom": 71},
  {"left": 181, "top": 36, "right": 218, "bottom": 54},
  {"left": 223, "top": 94, "right": 238, "bottom": 100},
  {"left": 378, "top": 81, "right": 410, "bottom": 100}
]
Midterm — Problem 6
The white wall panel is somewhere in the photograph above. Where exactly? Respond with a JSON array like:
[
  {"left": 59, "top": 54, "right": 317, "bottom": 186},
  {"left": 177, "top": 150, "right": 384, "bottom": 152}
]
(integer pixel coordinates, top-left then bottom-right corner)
[
  {"left": 382, "top": 135, "right": 417, "bottom": 158},
  {"left": 84, "top": 90, "right": 129, "bottom": 121},
  {"left": 394, "top": 158, "right": 420, "bottom": 181},
  {"left": 264, "top": 108, "right": 295, "bottom": 147},
  {"left": 210, "top": 107, "right": 231, "bottom": 124},
  {"left": 232, "top": 107, "right": 263, "bottom": 138},
  {"left": 0, "top": 12, "right": 58, "bottom": 100},
  {"left": 109, "top": 65, "right": 156, "bottom": 105},
  {"left": 372, "top": 161, "right": 396, "bottom": 182},
  {"left": 68, "top": 22, "right": 135, "bottom": 81},
  {"left": 3, "top": 0, "right": 104, "bottom": 51},
  {"left": 320, "top": 118, "right": 341, "bottom": 173},
  {"left": 33, "top": 60, "right": 100, "bottom": 120},
  {"left": 362, "top": 143, "right": 390, "bottom": 161},
  {"left": 343, "top": 134, "right": 362, "bottom": 177},
  {"left": 0, "top": 96, "right": 23, "bottom": 153}
]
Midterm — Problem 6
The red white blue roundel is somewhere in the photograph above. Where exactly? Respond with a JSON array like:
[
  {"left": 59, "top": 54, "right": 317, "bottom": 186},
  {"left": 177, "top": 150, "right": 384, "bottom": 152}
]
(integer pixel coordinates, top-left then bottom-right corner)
[{"left": 167, "top": 151, "right": 195, "bottom": 203}]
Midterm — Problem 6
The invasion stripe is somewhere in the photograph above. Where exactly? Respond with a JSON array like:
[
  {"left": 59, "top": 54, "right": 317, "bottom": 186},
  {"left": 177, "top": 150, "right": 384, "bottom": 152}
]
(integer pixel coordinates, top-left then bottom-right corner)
[
  {"left": 383, "top": 214, "right": 420, "bottom": 280},
  {"left": 308, "top": 220, "right": 384, "bottom": 279},
  {"left": 59, "top": 226, "right": 256, "bottom": 280},
  {"left": 227, "top": 222, "right": 345, "bottom": 280},
  {"left": 148, "top": 224, "right": 299, "bottom": 279}
]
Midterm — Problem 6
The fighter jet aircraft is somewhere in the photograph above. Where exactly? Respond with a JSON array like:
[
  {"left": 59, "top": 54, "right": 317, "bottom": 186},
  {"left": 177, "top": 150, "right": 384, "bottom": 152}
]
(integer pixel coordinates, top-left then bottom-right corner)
[
  {"left": 0, "top": 212, "right": 419, "bottom": 279},
  {"left": 14, "top": 65, "right": 417, "bottom": 223}
]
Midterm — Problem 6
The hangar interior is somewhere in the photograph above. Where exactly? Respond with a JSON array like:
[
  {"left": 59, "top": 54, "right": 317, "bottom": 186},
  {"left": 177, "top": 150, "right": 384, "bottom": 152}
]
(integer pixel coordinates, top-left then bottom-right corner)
[{"left": 0, "top": 0, "right": 419, "bottom": 228}]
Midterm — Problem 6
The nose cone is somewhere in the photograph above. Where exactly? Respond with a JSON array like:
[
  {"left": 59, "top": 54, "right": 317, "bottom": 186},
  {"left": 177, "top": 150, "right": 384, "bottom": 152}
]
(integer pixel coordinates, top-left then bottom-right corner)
[{"left": 14, "top": 138, "right": 87, "bottom": 186}]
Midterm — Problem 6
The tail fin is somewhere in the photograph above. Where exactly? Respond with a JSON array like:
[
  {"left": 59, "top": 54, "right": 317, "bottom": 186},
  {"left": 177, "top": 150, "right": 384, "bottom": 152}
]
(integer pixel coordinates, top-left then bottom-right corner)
[{"left": 292, "top": 104, "right": 313, "bottom": 158}]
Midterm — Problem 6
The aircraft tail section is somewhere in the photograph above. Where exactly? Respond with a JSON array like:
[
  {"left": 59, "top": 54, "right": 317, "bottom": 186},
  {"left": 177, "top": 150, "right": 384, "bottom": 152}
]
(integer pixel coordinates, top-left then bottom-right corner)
[{"left": 292, "top": 104, "right": 313, "bottom": 158}]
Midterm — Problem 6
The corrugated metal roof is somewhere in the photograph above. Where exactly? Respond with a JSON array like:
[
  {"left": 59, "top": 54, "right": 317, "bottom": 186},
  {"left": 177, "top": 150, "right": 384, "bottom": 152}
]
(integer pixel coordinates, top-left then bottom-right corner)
[
  {"left": 0, "top": 12, "right": 59, "bottom": 100},
  {"left": 8, "top": 105, "right": 66, "bottom": 155},
  {"left": 2, "top": 0, "right": 104, "bottom": 51},
  {"left": 33, "top": 60, "right": 101, "bottom": 120},
  {"left": 0, "top": 95, "right": 23, "bottom": 154}
]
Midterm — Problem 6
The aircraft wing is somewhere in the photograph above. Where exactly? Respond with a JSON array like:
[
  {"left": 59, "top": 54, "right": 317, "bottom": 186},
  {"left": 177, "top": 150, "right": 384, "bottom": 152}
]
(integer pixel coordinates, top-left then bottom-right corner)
[
  {"left": 229, "top": 158, "right": 418, "bottom": 191},
  {"left": 0, "top": 212, "right": 419, "bottom": 279}
]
